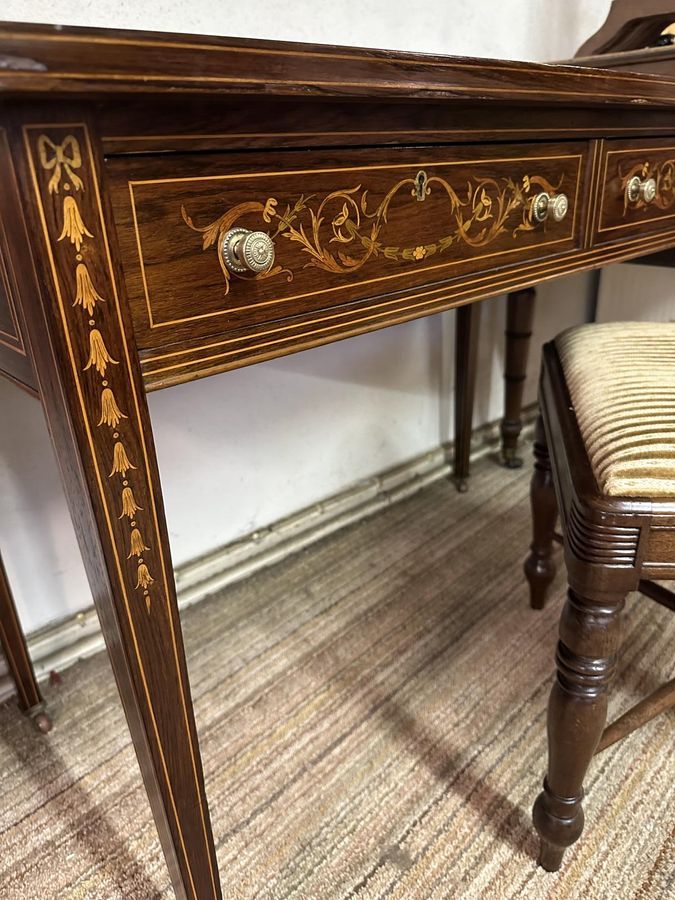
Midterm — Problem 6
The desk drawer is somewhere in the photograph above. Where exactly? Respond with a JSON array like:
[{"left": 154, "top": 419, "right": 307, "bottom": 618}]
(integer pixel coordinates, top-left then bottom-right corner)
[
  {"left": 596, "top": 138, "right": 675, "bottom": 243},
  {"left": 109, "top": 143, "right": 586, "bottom": 356}
]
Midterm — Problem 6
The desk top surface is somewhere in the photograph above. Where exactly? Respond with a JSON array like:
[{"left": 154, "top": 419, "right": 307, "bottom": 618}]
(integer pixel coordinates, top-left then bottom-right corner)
[{"left": 3, "top": 20, "right": 675, "bottom": 105}]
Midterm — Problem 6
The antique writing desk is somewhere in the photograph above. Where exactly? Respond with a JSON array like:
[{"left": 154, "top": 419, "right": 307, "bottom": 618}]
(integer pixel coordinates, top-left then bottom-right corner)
[{"left": 3, "top": 22, "right": 675, "bottom": 899}]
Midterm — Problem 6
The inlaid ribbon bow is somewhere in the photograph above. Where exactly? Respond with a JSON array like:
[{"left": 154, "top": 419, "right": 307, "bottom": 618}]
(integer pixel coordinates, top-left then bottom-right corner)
[{"left": 37, "top": 134, "right": 84, "bottom": 194}]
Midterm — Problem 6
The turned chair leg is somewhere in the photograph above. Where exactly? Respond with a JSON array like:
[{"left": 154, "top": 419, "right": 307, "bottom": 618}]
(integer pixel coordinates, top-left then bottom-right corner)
[
  {"left": 533, "top": 585, "right": 625, "bottom": 870},
  {"left": 524, "top": 415, "right": 558, "bottom": 609},
  {"left": 0, "top": 551, "right": 52, "bottom": 733}
]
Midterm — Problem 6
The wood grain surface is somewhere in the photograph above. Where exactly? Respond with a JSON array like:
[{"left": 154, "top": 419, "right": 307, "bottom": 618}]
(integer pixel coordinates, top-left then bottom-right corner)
[{"left": 5, "top": 19, "right": 675, "bottom": 104}]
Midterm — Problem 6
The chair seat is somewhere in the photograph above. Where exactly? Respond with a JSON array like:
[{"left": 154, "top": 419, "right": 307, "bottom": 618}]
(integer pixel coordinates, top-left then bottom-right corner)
[{"left": 556, "top": 321, "right": 675, "bottom": 498}]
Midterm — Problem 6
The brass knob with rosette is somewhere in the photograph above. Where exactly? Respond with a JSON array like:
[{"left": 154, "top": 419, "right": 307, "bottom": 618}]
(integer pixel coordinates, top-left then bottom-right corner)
[
  {"left": 625, "top": 175, "right": 657, "bottom": 205},
  {"left": 532, "top": 191, "right": 569, "bottom": 224},
  {"left": 221, "top": 227, "right": 275, "bottom": 275}
]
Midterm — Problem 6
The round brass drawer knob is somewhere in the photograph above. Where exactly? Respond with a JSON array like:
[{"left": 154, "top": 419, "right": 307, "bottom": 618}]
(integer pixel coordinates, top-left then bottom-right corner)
[
  {"left": 626, "top": 175, "right": 657, "bottom": 205},
  {"left": 549, "top": 193, "right": 569, "bottom": 222},
  {"left": 221, "top": 227, "right": 275, "bottom": 275},
  {"left": 532, "top": 191, "right": 569, "bottom": 224}
]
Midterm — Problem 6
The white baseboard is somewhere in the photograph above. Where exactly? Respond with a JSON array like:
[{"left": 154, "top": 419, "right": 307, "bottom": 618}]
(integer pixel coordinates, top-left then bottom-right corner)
[{"left": 0, "top": 412, "right": 535, "bottom": 705}]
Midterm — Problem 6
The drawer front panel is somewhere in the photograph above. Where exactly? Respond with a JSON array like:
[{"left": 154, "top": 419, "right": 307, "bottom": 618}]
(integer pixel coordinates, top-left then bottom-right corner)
[
  {"left": 108, "top": 143, "right": 587, "bottom": 351},
  {"left": 596, "top": 138, "right": 675, "bottom": 243}
]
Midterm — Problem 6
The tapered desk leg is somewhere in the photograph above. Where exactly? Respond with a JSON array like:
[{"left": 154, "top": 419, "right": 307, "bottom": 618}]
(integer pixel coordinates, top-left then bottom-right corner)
[
  {"left": 453, "top": 302, "right": 481, "bottom": 492},
  {"left": 501, "top": 287, "right": 536, "bottom": 468},
  {"left": 11, "top": 121, "right": 222, "bottom": 900},
  {"left": 0, "top": 551, "right": 52, "bottom": 732}
]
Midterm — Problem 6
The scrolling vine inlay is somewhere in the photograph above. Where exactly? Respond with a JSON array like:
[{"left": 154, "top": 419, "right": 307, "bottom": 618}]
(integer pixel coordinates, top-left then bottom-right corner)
[{"left": 182, "top": 169, "right": 564, "bottom": 295}]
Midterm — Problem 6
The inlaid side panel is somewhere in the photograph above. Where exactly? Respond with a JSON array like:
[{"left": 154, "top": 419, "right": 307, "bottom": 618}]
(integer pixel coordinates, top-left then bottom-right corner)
[
  {"left": 0, "top": 127, "right": 36, "bottom": 392},
  {"left": 0, "top": 247, "right": 22, "bottom": 352}
]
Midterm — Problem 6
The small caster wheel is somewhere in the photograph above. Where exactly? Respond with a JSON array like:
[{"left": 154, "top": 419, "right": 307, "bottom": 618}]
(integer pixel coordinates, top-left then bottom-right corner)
[
  {"left": 26, "top": 702, "right": 53, "bottom": 733},
  {"left": 33, "top": 711, "right": 53, "bottom": 734}
]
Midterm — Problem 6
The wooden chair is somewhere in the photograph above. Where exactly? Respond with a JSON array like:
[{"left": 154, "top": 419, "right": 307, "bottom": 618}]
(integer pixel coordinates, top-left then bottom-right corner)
[{"left": 524, "top": 321, "right": 675, "bottom": 870}]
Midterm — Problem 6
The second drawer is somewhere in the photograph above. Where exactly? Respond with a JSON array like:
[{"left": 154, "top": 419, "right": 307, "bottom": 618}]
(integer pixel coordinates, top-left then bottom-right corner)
[{"left": 595, "top": 137, "right": 675, "bottom": 244}]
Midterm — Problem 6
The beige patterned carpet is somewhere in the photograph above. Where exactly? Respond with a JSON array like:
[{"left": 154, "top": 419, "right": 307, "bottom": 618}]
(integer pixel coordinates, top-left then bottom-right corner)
[{"left": 1, "top": 452, "right": 674, "bottom": 899}]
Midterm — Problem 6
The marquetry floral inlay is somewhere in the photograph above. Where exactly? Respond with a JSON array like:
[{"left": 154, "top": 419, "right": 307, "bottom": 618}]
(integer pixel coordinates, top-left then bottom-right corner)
[
  {"left": 120, "top": 486, "right": 143, "bottom": 518},
  {"left": 183, "top": 169, "right": 565, "bottom": 295},
  {"left": 128, "top": 528, "right": 150, "bottom": 558},
  {"left": 38, "top": 130, "right": 157, "bottom": 611},
  {"left": 136, "top": 563, "right": 154, "bottom": 590},
  {"left": 110, "top": 441, "right": 136, "bottom": 477},
  {"left": 98, "top": 387, "right": 127, "bottom": 428},
  {"left": 58, "top": 195, "right": 93, "bottom": 251},
  {"left": 84, "top": 329, "right": 118, "bottom": 376},
  {"left": 74, "top": 262, "right": 106, "bottom": 314}
]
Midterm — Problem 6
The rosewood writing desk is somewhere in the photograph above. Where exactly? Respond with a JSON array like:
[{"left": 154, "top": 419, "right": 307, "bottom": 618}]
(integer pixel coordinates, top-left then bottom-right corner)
[{"left": 3, "top": 22, "right": 675, "bottom": 899}]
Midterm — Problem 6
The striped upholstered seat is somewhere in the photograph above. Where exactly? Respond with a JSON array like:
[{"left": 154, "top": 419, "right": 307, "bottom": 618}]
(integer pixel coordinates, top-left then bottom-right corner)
[{"left": 556, "top": 322, "right": 675, "bottom": 498}]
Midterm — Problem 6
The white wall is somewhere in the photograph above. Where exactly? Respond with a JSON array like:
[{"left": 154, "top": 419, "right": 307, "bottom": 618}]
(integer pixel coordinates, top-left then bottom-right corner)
[
  {"left": 0, "top": 1, "right": 613, "bottom": 633},
  {"left": 597, "top": 262, "right": 675, "bottom": 323}
]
